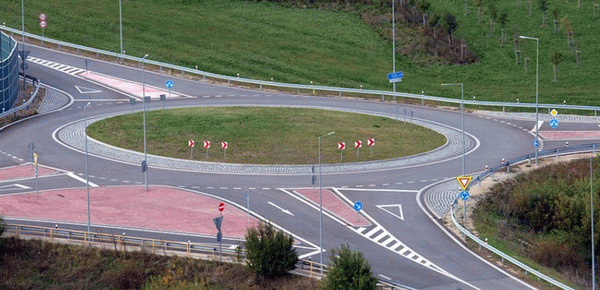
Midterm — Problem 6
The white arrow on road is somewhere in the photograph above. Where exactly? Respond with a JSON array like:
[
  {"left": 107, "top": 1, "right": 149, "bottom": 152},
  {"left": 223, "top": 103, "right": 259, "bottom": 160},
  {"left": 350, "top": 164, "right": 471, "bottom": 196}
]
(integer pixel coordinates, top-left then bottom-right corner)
[
  {"left": 268, "top": 201, "right": 295, "bottom": 216},
  {"left": 376, "top": 204, "right": 404, "bottom": 221}
]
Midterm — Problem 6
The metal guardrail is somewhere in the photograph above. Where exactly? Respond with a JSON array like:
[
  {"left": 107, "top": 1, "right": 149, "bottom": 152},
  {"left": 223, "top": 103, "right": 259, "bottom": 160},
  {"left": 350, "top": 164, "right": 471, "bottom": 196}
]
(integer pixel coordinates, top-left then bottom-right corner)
[
  {"left": 449, "top": 144, "right": 600, "bottom": 290},
  {"left": 4, "top": 223, "right": 406, "bottom": 288},
  {"left": 2, "top": 25, "right": 600, "bottom": 115}
]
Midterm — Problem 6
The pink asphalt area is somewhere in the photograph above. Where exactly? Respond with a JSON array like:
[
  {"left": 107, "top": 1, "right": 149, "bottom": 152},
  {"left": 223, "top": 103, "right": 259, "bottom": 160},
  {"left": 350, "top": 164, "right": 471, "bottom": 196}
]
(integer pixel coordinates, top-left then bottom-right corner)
[
  {"left": 539, "top": 130, "right": 600, "bottom": 140},
  {"left": 0, "top": 186, "right": 259, "bottom": 239},
  {"left": 0, "top": 164, "right": 58, "bottom": 181},
  {"left": 295, "top": 189, "right": 370, "bottom": 227},
  {"left": 81, "top": 72, "right": 179, "bottom": 99}
]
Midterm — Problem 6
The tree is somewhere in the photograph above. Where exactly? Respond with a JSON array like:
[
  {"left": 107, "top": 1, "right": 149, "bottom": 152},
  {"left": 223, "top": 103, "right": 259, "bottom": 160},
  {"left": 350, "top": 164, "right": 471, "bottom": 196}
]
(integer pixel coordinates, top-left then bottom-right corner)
[
  {"left": 443, "top": 12, "right": 458, "bottom": 45},
  {"left": 539, "top": 0, "right": 549, "bottom": 27},
  {"left": 552, "top": 8, "right": 560, "bottom": 33},
  {"left": 550, "top": 51, "right": 564, "bottom": 81},
  {"left": 244, "top": 222, "right": 298, "bottom": 278},
  {"left": 321, "top": 244, "right": 378, "bottom": 290}
]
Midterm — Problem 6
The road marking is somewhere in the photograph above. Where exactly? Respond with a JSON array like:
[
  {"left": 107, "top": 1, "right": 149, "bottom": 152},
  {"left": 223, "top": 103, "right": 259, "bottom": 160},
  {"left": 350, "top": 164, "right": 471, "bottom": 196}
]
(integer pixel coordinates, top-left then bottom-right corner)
[
  {"left": 234, "top": 187, "right": 241, "bottom": 190},
  {"left": 249, "top": 187, "right": 256, "bottom": 190},
  {"left": 531, "top": 120, "right": 544, "bottom": 132},
  {"left": 74, "top": 86, "right": 102, "bottom": 94},
  {"left": 206, "top": 186, "right": 214, "bottom": 189},
  {"left": 376, "top": 204, "right": 404, "bottom": 221},
  {"left": 0, "top": 184, "right": 32, "bottom": 191},
  {"left": 356, "top": 185, "right": 364, "bottom": 187},
  {"left": 262, "top": 187, "right": 270, "bottom": 190},
  {"left": 378, "top": 274, "right": 391, "bottom": 280},
  {"left": 123, "top": 180, "right": 130, "bottom": 183},
  {"left": 335, "top": 188, "right": 418, "bottom": 193},
  {"left": 368, "top": 184, "right": 376, "bottom": 187},
  {"left": 67, "top": 172, "right": 99, "bottom": 187},
  {"left": 219, "top": 187, "right": 228, "bottom": 189},
  {"left": 268, "top": 201, "right": 294, "bottom": 216}
]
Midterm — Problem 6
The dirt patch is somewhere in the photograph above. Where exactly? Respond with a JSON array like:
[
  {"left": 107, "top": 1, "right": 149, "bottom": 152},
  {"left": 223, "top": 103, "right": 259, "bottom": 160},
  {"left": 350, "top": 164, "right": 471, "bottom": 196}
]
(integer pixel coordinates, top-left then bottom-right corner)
[{"left": 0, "top": 81, "right": 46, "bottom": 127}]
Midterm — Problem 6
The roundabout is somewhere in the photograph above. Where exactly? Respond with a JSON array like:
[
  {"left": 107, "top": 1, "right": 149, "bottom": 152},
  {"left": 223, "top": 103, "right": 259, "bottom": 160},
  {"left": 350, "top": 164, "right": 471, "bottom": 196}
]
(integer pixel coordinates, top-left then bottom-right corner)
[{"left": 2, "top": 43, "right": 586, "bottom": 289}]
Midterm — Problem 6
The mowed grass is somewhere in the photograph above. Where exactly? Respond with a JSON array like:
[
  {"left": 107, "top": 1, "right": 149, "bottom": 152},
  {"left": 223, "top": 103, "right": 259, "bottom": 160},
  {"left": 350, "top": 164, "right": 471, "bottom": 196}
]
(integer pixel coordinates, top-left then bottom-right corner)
[
  {"left": 2, "top": 0, "right": 597, "bottom": 106},
  {"left": 87, "top": 107, "right": 446, "bottom": 164}
]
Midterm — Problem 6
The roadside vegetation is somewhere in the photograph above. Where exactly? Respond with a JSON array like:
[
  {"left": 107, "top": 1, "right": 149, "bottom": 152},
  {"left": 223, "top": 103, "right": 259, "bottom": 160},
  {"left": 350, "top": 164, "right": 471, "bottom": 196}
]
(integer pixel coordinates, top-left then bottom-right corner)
[
  {"left": 473, "top": 156, "right": 600, "bottom": 289},
  {"left": 0, "top": 235, "right": 317, "bottom": 289},
  {"left": 87, "top": 106, "right": 446, "bottom": 164},
  {"left": 1, "top": 0, "right": 599, "bottom": 107}
]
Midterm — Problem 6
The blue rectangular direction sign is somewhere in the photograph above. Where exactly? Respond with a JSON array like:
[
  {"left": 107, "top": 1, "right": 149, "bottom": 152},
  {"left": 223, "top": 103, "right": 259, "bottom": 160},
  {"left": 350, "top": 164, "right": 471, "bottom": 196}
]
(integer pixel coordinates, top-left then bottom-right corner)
[{"left": 388, "top": 71, "right": 403, "bottom": 83}]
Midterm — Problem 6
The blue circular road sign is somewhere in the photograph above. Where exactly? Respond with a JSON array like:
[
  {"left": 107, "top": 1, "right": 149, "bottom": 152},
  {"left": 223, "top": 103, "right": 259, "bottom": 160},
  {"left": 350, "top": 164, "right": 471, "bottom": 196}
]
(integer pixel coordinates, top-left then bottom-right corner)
[
  {"left": 460, "top": 190, "right": 470, "bottom": 201},
  {"left": 550, "top": 118, "right": 559, "bottom": 129},
  {"left": 533, "top": 139, "right": 539, "bottom": 148},
  {"left": 354, "top": 201, "right": 363, "bottom": 211},
  {"left": 165, "top": 80, "right": 174, "bottom": 89}
]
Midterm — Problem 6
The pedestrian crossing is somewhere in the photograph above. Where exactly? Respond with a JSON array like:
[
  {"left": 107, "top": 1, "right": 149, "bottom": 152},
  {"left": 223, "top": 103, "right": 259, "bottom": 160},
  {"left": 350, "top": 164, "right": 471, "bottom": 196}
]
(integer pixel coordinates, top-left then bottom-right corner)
[
  {"left": 26, "top": 57, "right": 85, "bottom": 76},
  {"left": 353, "top": 224, "right": 444, "bottom": 274}
]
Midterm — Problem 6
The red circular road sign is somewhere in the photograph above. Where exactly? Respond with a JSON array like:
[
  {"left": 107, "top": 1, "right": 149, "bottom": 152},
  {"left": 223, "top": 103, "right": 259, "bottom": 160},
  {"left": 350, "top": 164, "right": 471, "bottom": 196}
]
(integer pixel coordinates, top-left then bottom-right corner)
[
  {"left": 368, "top": 138, "right": 375, "bottom": 146},
  {"left": 188, "top": 139, "right": 194, "bottom": 148},
  {"left": 39, "top": 20, "right": 47, "bottom": 29},
  {"left": 221, "top": 141, "right": 228, "bottom": 149},
  {"left": 218, "top": 202, "right": 225, "bottom": 212},
  {"left": 39, "top": 13, "right": 47, "bottom": 21},
  {"left": 204, "top": 140, "right": 211, "bottom": 149},
  {"left": 338, "top": 142, "right": 345, "bottom": 150},
  {"left": 355, "top": 140, "right": 362, "bottom": 148}
]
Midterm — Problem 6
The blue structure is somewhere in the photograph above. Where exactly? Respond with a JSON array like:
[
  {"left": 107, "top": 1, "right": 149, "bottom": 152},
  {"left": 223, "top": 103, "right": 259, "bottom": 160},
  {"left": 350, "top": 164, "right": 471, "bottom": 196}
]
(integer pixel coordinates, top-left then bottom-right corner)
[{"left": 1, "top": 31, "right": 20, "bottom": 113}]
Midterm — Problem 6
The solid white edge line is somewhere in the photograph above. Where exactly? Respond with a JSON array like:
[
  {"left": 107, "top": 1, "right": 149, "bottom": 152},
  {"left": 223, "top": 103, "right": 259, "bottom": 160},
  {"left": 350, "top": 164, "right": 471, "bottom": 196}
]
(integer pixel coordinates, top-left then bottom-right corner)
[
  {"left": 416, "top": 179, "right": 536, "bottom": 290},
  {"left": 335, "top": 187, "right": 418, "bottom": 193},
  {"left": 66, "top": 172, "right": 99, "bottom": 187}
]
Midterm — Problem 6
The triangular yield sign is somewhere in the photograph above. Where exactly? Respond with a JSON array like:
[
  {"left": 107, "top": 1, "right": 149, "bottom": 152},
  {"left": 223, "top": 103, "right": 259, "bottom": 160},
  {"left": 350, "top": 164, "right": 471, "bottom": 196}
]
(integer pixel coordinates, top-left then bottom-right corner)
[
  {"left": 376, "top": 204, "right": 404, "bottom": 221},
  {"left": 456, "top": 176, "right": 473, "bottom": 190}
]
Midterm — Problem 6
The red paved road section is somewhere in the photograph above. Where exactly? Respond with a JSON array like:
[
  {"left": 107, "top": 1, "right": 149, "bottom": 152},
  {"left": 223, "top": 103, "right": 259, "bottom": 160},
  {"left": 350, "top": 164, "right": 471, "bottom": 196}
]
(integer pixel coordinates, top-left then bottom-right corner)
[
  {"left": 0, "top": 186, "right": 258, "bottom": 238},
  {"left": 295, "top": 189, "right": 370, "bottom": 227},
  {"left": 540, "top": 131, "right": 600, "bottom": 140},
  {"left": 82, "top": 72, "right": 179, "bottom": 99},
  {"left": 0, "top": 164, "right": 58, "bottom": 181}
]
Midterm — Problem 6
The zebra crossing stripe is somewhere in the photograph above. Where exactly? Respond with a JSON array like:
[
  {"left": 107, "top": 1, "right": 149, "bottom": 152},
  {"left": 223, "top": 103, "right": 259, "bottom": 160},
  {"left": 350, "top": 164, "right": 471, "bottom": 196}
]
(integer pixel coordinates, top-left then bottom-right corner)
[{"left": 27, "top": 57, "right": 83, "bottom": 76}]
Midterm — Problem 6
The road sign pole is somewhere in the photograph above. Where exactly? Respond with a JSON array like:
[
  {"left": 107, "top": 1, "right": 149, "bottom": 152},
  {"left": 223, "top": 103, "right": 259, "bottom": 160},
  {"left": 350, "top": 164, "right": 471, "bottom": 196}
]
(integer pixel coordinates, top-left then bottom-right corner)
[
  {"left": 190, "top": 147, "right": 193, "bottom": 159},
  {"left": 219, "top": 210, "right": 222, "bottom": 264}
]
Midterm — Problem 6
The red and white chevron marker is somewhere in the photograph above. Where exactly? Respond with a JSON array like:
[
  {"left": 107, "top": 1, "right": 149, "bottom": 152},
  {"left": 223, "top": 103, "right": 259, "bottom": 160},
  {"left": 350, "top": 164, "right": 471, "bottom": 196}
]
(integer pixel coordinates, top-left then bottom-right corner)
[
  {"left": 188, "top": 139, "right": 195, "bottom": 148},
  {"left": 368, "top": 138, "right": 375, "bottom": 146},
  {"left": 221, "top": 141, "right": 228, "bottom": 149},
  {"left": 338, "top": 142, "right": 345, "bottom": 150},
  {"left": 355, "top": 140, "right": 362, "bottom": 148},
  {"left": 204, "top": 140, "right": 211, "bottom": 149}
]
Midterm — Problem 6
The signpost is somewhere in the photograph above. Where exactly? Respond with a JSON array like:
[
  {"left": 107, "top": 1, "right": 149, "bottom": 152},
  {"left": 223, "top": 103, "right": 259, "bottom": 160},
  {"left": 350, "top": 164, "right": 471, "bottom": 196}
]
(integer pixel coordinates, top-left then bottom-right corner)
[
  {"left": 456, "top": 176, "right": 473, "bottom": 222},
  {"left": 213, "top": 202, "right": 225, "bottom": 263},
  {"left": 38, "top": 13, "right": 47, "bottom": 39},
  {"left": 367, "top": 138, "right": 375, "bottom": 157},
  {"left": 204, "top": 141, "right": 210, "bottom": 158},
  {"left": 165, "top": 80, "right": 173, "bottom": 97},
  {"left": 355, "top": 140, "right": 362, "bottom": 158},
  {"left": 188, "top": 139, "right": 194, "bottom": 159},
  {"left": 221, "top": 141, "right": 228, "bottom": 160},
  {"left": 338, "top": 142, "right": 345, "bottom": 161},
  {"left": 243, "top": 189, "right": 251, "bottom": 225},
  {"left": 387, "top": 71, "right": 404, "bottom": 83},
  {"left": 354, "top": 201, "right": 363, "bottom": 223},
  {"left": 33, "top": 152, "right": 39, "bottom": 194}
]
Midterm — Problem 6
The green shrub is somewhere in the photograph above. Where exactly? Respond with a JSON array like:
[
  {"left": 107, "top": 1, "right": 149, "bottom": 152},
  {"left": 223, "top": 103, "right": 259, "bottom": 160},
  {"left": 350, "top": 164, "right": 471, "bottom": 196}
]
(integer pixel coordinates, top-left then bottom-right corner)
[
  {"left": 244, "top": 222, "right": 298, "bottom": 278},
  {"left": 321, "top": 244, "right": 377, "bottom": 290}
]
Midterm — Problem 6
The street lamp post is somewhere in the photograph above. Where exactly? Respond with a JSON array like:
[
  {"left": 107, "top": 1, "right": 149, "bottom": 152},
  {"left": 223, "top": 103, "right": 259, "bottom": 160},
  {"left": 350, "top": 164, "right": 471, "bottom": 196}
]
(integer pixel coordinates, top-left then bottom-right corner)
[
  {"left": 119, "top": 0, "right": 123, "bottom": 54},
  {"left": 318, "top": 131, "right": 335, "bottom": 267},
  {"left": 441, "top": 83, "right": 465, "bottom": 175},
  {"left": 84, "top": 102, "right": 92, "bottom": 233},
  {"left": 519, "top": 35, "right": 539, "bottom": 166},
  {"left": 21, "top": 0, "right": 25, "bottom": 88},
  {"left": 392, "top": 0, "right": 396, "bottom": 93},
  {"left": 142, "top": 54, "right": 149, "bottom": 191}
]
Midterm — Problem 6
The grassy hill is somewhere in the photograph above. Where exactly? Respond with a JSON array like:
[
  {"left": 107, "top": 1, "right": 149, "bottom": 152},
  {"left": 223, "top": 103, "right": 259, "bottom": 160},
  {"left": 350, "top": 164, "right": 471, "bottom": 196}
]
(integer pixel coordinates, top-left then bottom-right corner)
[{"left": 1, "top": 0, "right": 598, "bottom": 106}]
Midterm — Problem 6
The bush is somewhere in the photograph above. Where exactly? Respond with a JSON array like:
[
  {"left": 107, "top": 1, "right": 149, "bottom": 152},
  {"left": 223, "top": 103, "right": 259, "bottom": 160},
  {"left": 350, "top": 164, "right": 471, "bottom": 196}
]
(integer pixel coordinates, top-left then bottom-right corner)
[
  {"left": 244, "top": 222, "right": 298, "bottom": 278},
  {"left": 0, "top": 216, "right": 5, "bottom": 237},
  {"left": 321, "top": 244, "right": 377, "bottom": 290}
]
